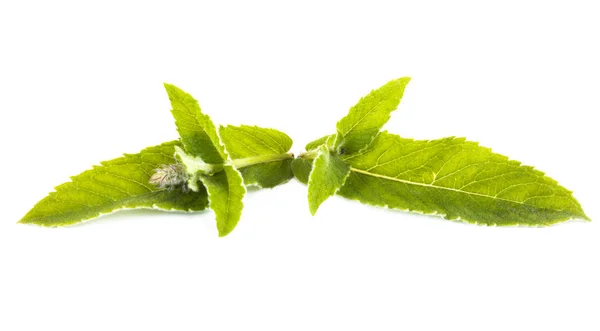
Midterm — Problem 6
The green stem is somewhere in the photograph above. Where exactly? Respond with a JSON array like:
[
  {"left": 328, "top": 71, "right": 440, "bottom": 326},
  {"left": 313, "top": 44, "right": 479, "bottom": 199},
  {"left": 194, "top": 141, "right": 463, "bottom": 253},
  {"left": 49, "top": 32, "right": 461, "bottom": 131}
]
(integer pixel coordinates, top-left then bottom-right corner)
[
  {"left": 298, "top": 150, "right": 318, "bottom": 160},
  {"left": 231, "top": 152, "right": 295, "bottom": 169},
  {"left": 176, "top": 145, "right": 294, "bottom": 176}
]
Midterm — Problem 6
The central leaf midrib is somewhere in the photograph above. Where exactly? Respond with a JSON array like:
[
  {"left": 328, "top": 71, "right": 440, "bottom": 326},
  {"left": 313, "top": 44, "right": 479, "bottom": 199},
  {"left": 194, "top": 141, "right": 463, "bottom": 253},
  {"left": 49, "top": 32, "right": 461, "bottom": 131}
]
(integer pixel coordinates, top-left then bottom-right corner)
[{"left": 349, "top": 167, "right": 561, "bottom": 210}]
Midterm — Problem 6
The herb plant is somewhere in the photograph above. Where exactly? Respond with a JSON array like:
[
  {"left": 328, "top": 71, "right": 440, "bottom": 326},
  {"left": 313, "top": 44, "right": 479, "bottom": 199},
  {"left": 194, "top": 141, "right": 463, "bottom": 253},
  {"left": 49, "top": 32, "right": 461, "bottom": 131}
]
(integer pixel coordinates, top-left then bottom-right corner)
[{"left": 19, "top": 79, "right": 589, "bottom": 236}]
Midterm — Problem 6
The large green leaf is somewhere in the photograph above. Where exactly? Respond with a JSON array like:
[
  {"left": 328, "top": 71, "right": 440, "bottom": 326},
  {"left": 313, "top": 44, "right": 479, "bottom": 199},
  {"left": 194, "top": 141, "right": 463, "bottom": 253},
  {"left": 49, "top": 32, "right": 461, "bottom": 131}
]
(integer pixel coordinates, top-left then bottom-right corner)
[
  {"left": 334, "top": 77, "right": 410, "bottom": 155},
  {"left": 199, "top": 165, "right": 246, "bottom": 237},
  {"left": 294, "top": 132, "right": 589, "bottom": 226},
  {"left": 19, "top": 141, "right": 208, "bottom": 227},
  {"left": 307, "top": 145, "right": 351, "bottom": 215},
  {"left": 164, "top": 83, "right": 226, "bottom": 163},
  {"left": 220, "top": 125, "right": 294, "bottom": 188}
]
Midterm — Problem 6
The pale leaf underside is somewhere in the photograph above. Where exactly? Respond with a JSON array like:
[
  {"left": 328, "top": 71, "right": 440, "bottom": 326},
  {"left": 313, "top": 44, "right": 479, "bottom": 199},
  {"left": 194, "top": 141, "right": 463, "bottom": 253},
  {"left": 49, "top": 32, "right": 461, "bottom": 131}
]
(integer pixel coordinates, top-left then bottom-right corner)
[{"left": 20, "top": 141, "right": 208, "bottom": 227}]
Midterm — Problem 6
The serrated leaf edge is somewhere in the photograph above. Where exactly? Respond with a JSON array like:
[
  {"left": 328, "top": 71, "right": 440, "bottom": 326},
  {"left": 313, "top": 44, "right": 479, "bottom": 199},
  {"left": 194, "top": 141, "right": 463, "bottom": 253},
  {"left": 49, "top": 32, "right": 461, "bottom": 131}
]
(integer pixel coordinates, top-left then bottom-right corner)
[
  {"left": 199, "top": 165, "right": 247, "bottom": 237},
  {"left": 19, "top": 200, "right": 204, "bottom": 227}
]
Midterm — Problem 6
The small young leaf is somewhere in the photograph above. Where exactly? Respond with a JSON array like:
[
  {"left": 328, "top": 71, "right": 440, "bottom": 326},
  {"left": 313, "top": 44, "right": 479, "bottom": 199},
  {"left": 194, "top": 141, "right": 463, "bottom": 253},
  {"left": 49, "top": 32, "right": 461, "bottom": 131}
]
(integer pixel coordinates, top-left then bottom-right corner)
[
  {"left": 19, "top": 141, "right": 208, "bottom": 226},
  {"left": 219, "top": 125, "right": 294, "bottom": 188},
  {"left": 302, "top": 132, "right": 587, "bottom": 226},
  {"left": 199, "top": 165, "right": 246, "bottom": 237},
  {"left": 305, "top": 135, "right": 330, "bottom": 151},
  {"left": 334, "top": 77, "right": 410, "bottom": 155},
  {"left": 307, "top": 145, "right": 351, "bottom": 215},
  {"left": 164, "top": 83, "right": 226, "bottom": 163}
]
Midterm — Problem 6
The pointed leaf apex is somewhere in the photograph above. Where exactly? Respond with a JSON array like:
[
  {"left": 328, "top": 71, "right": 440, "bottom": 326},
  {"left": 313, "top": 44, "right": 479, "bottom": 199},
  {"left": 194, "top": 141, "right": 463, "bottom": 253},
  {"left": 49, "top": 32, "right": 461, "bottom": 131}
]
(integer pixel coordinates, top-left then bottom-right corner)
[
  {"left": 218, "top": 226, "right": 234, "bottom": 237},
  {"left": 334, "top": 77, "right": 411, "bottom": 154}
]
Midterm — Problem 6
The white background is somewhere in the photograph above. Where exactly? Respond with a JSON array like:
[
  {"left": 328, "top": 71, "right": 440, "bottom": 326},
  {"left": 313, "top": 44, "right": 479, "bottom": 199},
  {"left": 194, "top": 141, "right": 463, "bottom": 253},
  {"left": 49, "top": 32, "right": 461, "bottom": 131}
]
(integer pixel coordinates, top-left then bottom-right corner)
[{"left": 1, "top": 1, "right": 598, "bottom": 330}]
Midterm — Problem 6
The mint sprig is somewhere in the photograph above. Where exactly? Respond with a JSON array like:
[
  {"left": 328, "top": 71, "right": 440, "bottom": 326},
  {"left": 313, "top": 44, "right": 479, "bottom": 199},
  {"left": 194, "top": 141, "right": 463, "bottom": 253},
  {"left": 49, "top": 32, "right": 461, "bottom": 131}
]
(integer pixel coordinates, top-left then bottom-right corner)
[
  {"left": 20, "top": 84, "right": 295, "bottom": 236},
  {"left": 294, "top": 78, "right": 589, "bottom": 225},
  {"left": 20, "top": 79, "right": 589, "bottom": 236}
]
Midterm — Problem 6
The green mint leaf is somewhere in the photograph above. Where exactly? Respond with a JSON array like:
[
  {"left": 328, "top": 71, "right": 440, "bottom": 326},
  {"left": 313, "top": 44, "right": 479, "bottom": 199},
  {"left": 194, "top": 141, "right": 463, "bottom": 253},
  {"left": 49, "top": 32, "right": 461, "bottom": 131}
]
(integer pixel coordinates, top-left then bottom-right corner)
[
  {"left": 19, "top": 141, "right": 208, "bottom": 226},
  {"left": 198, "top": 165, "right": 246, "bottom": 237},
  {"left": 305, "top": 135, "right": 330, "bottom": 151},
  {"left": 164, "top": 83, "right": 226, "bottom": 163},
  {"left": 307, "top": 145, "right": 351, "bottom": 215},
  {"left": 335, "top": 132, "right": 588, "bottom": 225},
  {"left": 334, "top": 77, "right": 410, "bottom": 155},
  {"left": 219, "top": 125, "right": 294, "bottom": 188}
]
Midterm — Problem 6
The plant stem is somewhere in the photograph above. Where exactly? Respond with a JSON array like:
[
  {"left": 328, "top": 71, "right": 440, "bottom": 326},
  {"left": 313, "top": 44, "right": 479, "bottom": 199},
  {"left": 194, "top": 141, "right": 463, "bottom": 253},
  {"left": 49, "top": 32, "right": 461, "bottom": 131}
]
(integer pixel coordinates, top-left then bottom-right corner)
[
  {"left": 231, "top": 152, "right": 295, "bottom": 169},
  {"left": 297, "top": 150, "right": 318, "bottom": 161}
]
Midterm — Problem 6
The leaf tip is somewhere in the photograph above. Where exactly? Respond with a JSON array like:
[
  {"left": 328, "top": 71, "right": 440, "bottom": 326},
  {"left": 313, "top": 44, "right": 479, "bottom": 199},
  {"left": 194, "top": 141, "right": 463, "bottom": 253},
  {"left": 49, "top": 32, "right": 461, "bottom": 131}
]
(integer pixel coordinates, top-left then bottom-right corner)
[
  {"left": 572, "top": 201, "right": 591, "bottom": 222},
  {"left": 309, "top": 203, "right": 319, "bottom": 216},
  {"left": 17, "top": 215, "right": 43, "bottom": 226},
  {"left": 217, "top": 226, "right": 234, "bottom": 237},
  {"left": 17, "top": 209, "right": 35, "bottom": 225},
  {"left": 388, "top": 77, "right": 411, "bottom": 89},
  {"left": 163, "top": 83, "right": 182, "bottom": 98}
]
